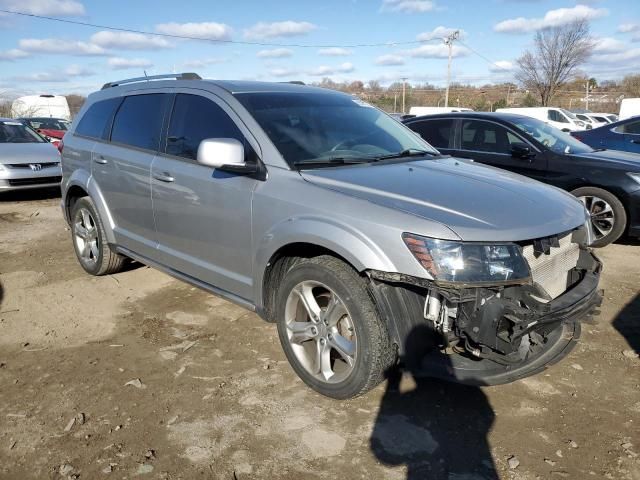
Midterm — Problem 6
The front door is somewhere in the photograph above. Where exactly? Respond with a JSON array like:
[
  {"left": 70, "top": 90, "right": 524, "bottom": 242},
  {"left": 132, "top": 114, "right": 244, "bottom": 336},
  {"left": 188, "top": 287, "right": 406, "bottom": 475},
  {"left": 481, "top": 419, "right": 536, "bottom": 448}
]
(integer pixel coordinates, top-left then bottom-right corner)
[{"left": 151, "top": 92, "right": 259, "bottom": 301}]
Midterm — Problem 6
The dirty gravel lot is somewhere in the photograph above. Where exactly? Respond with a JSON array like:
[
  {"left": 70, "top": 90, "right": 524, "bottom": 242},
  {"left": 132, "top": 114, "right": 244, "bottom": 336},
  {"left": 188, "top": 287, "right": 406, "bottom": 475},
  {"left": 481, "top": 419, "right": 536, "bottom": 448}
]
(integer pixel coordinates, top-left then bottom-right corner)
[{"left": 0, "top": 190, "right": 638, "bottom": 480}]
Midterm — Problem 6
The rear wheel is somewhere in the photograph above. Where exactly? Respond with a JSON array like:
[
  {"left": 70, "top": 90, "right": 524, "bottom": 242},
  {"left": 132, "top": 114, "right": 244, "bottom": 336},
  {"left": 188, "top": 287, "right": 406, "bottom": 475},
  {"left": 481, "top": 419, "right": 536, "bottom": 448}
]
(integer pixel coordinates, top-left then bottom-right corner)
[
  {"left": 572, "top": 187, "right": 626, "bottom": 247},
  {"left": 275, "top": 256, "right": 395, "bottom": 399},
  {"left": 71, "top": 197, "right": 125, "bottom": 275}
]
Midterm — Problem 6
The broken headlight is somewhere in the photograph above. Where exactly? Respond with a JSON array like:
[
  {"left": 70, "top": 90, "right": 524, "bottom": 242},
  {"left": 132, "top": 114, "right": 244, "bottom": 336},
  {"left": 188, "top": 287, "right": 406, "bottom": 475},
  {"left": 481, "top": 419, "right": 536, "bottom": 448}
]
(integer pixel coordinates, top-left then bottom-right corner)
[{"left": 402, "top": 233, "right": 531, "bottom": 284}]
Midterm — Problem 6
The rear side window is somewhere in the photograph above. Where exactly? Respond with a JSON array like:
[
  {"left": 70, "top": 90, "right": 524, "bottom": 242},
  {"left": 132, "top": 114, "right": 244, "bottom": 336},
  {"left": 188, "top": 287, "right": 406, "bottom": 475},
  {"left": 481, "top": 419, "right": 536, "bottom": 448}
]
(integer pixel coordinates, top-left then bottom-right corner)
[
  {"left": 408, "top": 119, "right": 453, "bottom": 149},
  {"left": 111, "top": 94, "right": 169, "bottom": 151},
  {"left": 165, "top": 94, "right": 245, "bottom": 160},
  {"left": 615, "top": 120, "right": 640, "bottom": 135},
  {"left": 75, "top": 98, "right": 121, "bottom": 139}
]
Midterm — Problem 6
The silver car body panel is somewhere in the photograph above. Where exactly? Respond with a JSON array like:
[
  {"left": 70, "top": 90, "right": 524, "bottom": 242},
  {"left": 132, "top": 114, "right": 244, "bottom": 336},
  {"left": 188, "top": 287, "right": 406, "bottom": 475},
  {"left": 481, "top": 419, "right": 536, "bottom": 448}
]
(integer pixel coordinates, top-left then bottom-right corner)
[
  {"left": 0, "top": 141, "right": 61, "bottom": 191},
  {"left": 61, "top": 79, "right": 589, "bottom": 310}
]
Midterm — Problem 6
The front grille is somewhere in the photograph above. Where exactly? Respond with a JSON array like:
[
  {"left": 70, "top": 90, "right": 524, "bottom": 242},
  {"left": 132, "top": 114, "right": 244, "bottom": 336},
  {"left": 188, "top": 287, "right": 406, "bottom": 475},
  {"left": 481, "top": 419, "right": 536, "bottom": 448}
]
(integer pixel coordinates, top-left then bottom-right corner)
[
  {"left": 522, "top": 232, "right": 580, "bottom": 300},
  {"left": 6, "top": 162, "right": 59, "bottom": 169},
  {"left": 7, "top": 176, "right": 61, "bottom": 186}
]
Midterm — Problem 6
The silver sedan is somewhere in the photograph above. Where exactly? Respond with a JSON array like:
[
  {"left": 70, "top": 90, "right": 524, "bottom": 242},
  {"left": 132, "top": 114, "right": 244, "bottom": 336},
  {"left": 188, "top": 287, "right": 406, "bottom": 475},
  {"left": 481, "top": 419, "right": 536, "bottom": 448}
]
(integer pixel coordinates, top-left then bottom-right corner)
[{"left": 0, "top": 118, "right": 62, "bottom": 191}]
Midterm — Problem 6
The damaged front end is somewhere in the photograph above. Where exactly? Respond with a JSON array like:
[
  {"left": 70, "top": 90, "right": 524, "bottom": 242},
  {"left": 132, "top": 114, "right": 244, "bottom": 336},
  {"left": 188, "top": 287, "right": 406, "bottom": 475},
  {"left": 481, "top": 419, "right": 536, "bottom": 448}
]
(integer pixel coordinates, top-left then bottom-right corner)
[{"left": 368, "top": 227, "right": 603, "bottom": 385}]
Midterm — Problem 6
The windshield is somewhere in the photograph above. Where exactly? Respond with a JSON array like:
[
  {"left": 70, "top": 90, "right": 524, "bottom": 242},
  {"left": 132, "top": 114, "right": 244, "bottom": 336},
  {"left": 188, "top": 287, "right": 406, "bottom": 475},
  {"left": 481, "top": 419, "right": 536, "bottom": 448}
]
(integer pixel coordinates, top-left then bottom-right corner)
[
  {"left": 561, "top": 109, "right": 578, "bottom": 120},
  {"left": 511, "top": 116, "right": 593, "bottom": 154},
  {"left": 235, "top": 92, "right": 438, "bottom": 167},
  {"left": 26, "top": 118, "right": 69, "bottom": 131},
  {"left": 0, "top": 121, "right": 45, "bottom": 143}
]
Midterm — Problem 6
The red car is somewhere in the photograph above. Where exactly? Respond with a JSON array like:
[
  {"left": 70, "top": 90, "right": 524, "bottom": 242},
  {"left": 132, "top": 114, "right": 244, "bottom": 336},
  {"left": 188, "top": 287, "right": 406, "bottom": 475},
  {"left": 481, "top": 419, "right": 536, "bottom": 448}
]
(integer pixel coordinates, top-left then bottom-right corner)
[{"left": 19, "top": 117, "right": 70, "bottom": 145}]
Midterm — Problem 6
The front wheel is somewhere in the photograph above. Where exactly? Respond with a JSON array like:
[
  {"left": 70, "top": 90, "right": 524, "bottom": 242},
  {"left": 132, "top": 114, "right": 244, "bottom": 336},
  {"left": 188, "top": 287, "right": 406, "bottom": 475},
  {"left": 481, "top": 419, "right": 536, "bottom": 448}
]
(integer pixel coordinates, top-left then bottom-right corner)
[
  {"left": 275, "top": 256, "right": 395, "bottom": 399},
  {"left": 572, "top": 187, "right": 626, "bottom": 247}
]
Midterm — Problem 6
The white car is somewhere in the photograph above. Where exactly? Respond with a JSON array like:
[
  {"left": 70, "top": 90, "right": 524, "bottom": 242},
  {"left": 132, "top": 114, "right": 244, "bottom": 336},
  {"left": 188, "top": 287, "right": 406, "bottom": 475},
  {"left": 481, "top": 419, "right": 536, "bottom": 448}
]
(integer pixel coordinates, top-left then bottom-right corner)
[
  {"left": 620, "top": 98, "right": 640, "bottom": 120},
  {"left": 495, "top": 107, "right": 588, "bottom": 132},
  {"left": 409, "top": 106, "right": 473, "bottom": 116}
]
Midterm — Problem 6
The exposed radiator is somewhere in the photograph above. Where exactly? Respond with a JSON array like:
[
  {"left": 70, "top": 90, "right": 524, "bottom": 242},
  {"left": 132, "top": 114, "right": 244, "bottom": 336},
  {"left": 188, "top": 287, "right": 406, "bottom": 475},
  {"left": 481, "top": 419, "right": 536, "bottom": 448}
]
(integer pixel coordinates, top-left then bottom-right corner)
[{"left": 522, "top": 233, "right": 580, "bottom": 300}]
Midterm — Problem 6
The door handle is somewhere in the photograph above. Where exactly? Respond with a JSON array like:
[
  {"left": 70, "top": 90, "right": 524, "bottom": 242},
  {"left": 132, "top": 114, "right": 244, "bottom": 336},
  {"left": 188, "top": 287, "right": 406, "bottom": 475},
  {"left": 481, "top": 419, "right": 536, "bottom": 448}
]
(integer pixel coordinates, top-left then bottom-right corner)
[
  {"left": 153, "top": 172, "right": 175, "bottom": 183},
  {"left": 93, "top": 156, "right": 108, "bottom": 164},
  {"left": 631, "top": 139, "right": 640, "bottom": 144}
]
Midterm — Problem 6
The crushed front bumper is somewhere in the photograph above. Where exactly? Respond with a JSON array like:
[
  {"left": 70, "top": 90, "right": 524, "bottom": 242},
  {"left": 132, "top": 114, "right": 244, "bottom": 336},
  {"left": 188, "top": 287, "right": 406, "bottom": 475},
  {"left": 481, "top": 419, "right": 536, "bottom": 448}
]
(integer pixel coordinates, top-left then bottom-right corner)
[{"left": 369, "top": 251, "right": 602, "bottom": 386}]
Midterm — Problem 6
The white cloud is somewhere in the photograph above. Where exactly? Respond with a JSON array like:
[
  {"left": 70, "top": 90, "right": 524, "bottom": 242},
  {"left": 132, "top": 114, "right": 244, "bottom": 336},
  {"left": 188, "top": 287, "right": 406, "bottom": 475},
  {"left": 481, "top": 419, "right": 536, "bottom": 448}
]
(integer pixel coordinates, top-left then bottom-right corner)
[
  {"left": 13, "top": 64, "right": 94, "bottom": 83},
  {"left": 19, "top": 38, "right": 108, "bottom": 56},
  {"left": 0, "top": 48, "right": 29, "bottom": 61},
  {"left": 416, "top": 26, "right": 465, "bottom": 41},
  {"left": 182, "top": 57, "right": 227, "bottom": 68},
  {"left": 489, "top": 60, "right": 514, "bottom": 72},
  {"left": 243, "top": 21, "right": 317, "bottom": 39},
  {"left": 0, "top": 0, "right": 85, "bottom": 16},
  {"left": 318, "top": 47, "right": 352, "bottom": 56},
  {"left": 107, "top": 57, "right": 153, "bottom": 70},
  {"left": 308, "top": 62, "right": 354, "bottom": 76},
  {"left": 618, "top": 22, "right": 640, "bottom": 33},
  {"left": 268, "top": 67, "right": 298, "bottom": 78},
  {"left": 257, "top": 48, "right": 293, "bottom": 58},
  {"left": 90, "top": 31, "right": 172, "bottom": 50},
  {"left": 593, "top": 36, "right": 627, "bottom": 54},
  {"left": 155, "top": 22, "right": 232, "bottom": 40},
  {"left": 404, "top": 43, "right": 469, "bottom": 58},
  {"left": 381, "top": 0, "right": 437, "bottom": 13},
  {"left": 375, "top": 54, "right": 405, "bottom": 66},
  {"left": 494, "top": 5, "right": 608, "bottom": 34},
  {"left": 591, "top": 48, "right": 640, "bottom": 64}
]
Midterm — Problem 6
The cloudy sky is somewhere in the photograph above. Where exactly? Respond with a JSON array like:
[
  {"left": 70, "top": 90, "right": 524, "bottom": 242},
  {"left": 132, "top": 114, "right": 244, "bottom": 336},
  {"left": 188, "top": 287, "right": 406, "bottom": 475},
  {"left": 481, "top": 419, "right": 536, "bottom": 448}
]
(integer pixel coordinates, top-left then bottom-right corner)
[{"left": 0, "top": 0, "right": 638, "bottom": 95}]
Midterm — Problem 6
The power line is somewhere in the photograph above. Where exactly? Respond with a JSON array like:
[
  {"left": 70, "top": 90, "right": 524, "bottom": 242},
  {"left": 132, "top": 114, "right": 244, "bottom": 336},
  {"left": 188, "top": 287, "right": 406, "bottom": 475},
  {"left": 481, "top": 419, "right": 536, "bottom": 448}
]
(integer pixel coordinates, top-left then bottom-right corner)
[
  {"left": 458, "top": 39, "right": 513, "bottom": 73},
  {"left": 0, "top": 9, "right": 440, "bottom": 49}
]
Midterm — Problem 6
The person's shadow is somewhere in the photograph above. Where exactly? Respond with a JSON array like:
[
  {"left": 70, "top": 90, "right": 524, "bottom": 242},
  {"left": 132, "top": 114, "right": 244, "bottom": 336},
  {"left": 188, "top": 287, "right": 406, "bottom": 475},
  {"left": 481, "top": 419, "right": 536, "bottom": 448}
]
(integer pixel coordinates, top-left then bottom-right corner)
[
  {"left": 370, "top": 324, "right": 498, "bottom": 480},
  {"left": 613, "top": 293, "right": 640, "bottom": 355}
]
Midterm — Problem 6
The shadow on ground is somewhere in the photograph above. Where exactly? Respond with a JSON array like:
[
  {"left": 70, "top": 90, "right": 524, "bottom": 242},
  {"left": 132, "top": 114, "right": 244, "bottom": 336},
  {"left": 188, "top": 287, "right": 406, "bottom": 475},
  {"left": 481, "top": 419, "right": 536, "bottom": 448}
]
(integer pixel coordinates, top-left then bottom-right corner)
[
  {"left": 613, "top": 293, "right": 640, "bottom": 355},
  {"left": 370, "top": 325, "right": 498, "bottom": 480},
  {"left": 0, "top": 187, "right": 60, "bottom": 202}
]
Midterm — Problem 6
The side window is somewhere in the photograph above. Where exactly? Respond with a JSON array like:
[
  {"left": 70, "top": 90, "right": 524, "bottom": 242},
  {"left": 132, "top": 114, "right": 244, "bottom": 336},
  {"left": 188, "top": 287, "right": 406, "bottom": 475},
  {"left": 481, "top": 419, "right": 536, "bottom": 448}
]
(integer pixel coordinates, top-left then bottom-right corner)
[
  {"left": 408, "top": 119, "right": 453, "bottom": 149},
  {"left": 616, "top": 120, "right": 640, "bottom": 135},
  {"left": 111, "top": 94, "right": 169, "bottom": 150},
  {"left": 165, "top": 94, "right": 245, "bottom": 160},
  {"left": 75, "top": 97, "right": 121, "bottom": 139},
  {"left": 461, "top": 120, "right": 512, "bottom": 154}
]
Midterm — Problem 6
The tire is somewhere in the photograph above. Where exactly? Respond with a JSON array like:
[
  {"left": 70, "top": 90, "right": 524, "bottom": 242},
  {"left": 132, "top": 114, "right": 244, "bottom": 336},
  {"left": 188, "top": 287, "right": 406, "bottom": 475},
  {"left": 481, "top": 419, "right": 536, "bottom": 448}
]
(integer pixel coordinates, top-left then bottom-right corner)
[
  {"left": 571, "top": 186, "right": 627, "bottom": 247},
  {"left": 70, "top": 196, "right": 126, "bottom": 275},
  {"left": 275, "top": 255, "right": 395, "bottom": 399}
]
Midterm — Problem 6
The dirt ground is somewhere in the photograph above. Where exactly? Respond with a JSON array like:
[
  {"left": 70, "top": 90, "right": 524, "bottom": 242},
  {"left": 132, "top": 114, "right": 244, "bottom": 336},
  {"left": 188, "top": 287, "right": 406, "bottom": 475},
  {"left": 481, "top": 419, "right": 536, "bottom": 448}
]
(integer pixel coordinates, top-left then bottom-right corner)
[{"left": 0, "top": 190, "right": 638, "bottom": 480}]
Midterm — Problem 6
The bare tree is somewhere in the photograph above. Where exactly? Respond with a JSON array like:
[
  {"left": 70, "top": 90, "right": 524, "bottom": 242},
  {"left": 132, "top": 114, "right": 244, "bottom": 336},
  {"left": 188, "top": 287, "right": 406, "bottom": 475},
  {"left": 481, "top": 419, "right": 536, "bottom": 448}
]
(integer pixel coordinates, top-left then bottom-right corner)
[{"left": 516, "top": 19, "right": 593, "bottom": 106}]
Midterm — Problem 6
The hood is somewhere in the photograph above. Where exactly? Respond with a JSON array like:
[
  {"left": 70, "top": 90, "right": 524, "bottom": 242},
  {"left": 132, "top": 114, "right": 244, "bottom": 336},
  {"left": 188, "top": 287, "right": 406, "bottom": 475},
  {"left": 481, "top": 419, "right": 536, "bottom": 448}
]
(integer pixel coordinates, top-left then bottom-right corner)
[
  {"left": 570, "top": 149, "right": 640, "bottom": 170},
  {"left": 0, "top": 142, "right": 60, "bottom": 165},
  {"left": 300, "top": 157, "right": 586, "bottom": 242}
]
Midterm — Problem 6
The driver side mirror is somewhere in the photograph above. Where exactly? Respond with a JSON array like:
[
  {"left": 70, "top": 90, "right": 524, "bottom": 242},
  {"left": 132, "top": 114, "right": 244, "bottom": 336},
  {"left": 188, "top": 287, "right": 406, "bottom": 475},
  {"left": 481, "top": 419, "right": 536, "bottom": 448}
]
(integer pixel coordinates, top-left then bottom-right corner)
[
  {"left": 197, "top": 138, "right": 257, "bottom": 174},
  {"left": 511, "top": 144, "right": 534, "bottom": 160}
]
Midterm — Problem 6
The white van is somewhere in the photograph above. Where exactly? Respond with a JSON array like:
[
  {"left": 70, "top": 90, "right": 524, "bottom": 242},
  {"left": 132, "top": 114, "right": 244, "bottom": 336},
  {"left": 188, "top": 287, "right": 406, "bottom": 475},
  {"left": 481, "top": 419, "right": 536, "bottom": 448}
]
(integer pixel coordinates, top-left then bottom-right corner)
[
  {"left": 495, "top": 107, "right": 588, "bottom": 132},
  {"left": 11, "top": 95, "right": 71, "bottom": 120},
  {"left": 619, "top": 98, "right": 640, "bottom": 120},
  {"left": 409, "top": 106, "right": 474, "bottom": 116}
]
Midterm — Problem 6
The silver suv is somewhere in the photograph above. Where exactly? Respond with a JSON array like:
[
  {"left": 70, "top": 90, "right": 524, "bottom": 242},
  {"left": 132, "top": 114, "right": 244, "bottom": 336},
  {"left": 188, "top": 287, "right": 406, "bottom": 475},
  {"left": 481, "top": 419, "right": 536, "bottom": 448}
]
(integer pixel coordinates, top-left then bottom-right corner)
[{"left": 61, "top": 73, "right": 602, "bottom": 399}]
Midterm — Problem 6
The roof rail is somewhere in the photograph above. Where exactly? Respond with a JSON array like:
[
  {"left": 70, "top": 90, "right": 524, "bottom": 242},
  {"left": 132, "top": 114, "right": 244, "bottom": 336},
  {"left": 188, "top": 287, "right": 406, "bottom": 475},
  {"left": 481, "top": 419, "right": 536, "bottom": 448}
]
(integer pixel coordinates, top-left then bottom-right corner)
[{"left": 101, "top": 72, "right": 201, "bottom": 90}]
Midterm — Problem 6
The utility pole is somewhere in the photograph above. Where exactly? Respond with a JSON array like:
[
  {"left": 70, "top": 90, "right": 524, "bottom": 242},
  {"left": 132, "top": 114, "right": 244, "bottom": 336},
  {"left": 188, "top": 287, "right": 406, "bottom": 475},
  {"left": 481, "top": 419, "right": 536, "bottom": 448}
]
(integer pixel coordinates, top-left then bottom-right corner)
[
  {"left": 584, "top": 81, "right": 591, "bottom": 111},
  {"left": 401, "top": 77, "right": 408, "bottom": 114},
  {"left": 444, "top": 30, "right": 460, "bottom": 108}
]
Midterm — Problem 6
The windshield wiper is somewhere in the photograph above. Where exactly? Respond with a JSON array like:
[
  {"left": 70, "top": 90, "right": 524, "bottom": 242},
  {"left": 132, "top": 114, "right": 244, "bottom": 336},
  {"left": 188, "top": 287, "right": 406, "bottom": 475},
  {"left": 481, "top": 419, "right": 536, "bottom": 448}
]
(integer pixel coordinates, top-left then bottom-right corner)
[
  {"left": 293, "top": 156, "right": 373, "bottom": 167},
  {"left": 372, "top": 148, "right": 439, "bottom": 161}
]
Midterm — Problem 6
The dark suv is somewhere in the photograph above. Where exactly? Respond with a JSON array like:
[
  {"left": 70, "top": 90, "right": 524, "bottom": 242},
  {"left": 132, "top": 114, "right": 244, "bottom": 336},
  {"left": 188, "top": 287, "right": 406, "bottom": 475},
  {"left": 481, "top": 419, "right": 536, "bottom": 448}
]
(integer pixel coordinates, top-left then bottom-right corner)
[{"left": 405, "top": 112, "right": 640, "bottom": 247}]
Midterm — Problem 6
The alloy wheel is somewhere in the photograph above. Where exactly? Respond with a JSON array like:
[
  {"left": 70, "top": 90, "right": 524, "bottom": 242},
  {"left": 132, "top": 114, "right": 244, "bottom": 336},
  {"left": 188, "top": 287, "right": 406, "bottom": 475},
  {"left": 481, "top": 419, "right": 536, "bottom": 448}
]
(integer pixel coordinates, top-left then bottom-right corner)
[
  {"left": 284, "top": 280, "right": 357, "bottom": 384},
  {"left": 579, "top": 195, "right": 615, "bottom": 240},
  {"left": 74, "top": 207, "right": 99, "bottom": 265}
]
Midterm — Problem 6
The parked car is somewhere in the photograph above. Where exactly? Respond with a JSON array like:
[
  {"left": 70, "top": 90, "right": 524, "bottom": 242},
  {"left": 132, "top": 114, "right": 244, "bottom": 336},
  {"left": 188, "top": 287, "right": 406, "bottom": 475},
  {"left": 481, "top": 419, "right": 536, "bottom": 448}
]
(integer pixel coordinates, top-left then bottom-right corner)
[
  {"left": 571, "top": 116, "right": 640, "bottom": 155},
  {"left": 0, "top": 118, "right": 62, "bottom": 191},
  {"left": 61, "top": 73, "right": 601, "bottom": 399},
  {"left": 496, "top": 107, "right": 590, "bottom": 132},
  {"left": 19, "top": 117, "right": 70, "bottom": 145},
  {"left": 11, "top": 94, "right": 71, "bottom": 120},
  {"left": 587, "top": 113, "right": 618, "bottom": 124},
  {"left": 574, "top": 113, "right": 606, "bottom": 128},
  {"left": 405, "top": 112, "right": 640, "bottom": 247},
  {"left": 388, "top": 113, "right": 416, "bottom": 122},
  {"left": 409, "top": 106, "right": 473, "bottom": 116},
  {"left": 620, "top": 98, "right": 640, "bottom": 120}
]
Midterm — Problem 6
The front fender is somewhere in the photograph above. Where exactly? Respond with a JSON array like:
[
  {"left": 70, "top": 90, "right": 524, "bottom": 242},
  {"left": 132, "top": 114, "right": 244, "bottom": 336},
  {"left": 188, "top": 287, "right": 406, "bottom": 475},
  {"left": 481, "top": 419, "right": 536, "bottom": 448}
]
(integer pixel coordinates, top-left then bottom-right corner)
[
  {"left": 63, "top": 170, "right": 117, "bottom": 245},
  {"left": 253, "top": 215, "right": 397, "bottom": 310}
]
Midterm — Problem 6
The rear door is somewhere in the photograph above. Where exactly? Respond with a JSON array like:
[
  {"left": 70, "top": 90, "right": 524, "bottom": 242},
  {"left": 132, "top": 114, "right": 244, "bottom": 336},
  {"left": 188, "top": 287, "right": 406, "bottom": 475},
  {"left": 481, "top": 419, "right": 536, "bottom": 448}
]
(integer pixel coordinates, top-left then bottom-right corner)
[
  {"left": 404, "top": 117, "right": 456, "bottom": 155},
  {"left": 151, "top": 91, "right": 259, "bottom": 300},
  {"left": 453, "top": 118, "right": 549, "bottom": 181},
  {"left": 91, "top": 92, "right": 171, "bottom": 258}
]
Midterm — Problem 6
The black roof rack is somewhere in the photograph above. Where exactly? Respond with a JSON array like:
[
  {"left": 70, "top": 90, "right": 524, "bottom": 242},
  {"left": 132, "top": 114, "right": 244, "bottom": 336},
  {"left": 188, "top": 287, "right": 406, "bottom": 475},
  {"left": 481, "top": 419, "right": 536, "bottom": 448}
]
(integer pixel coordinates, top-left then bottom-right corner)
[{"left": 101, "top": 72, "right": 201, "bottom": 90}]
